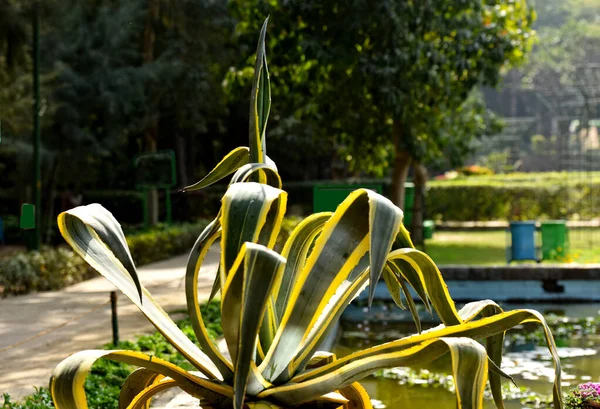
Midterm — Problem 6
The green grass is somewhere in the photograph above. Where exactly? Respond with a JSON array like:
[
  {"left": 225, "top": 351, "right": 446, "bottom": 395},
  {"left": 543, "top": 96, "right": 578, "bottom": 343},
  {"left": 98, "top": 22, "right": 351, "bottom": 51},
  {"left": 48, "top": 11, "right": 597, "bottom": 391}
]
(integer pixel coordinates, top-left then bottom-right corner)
[
  {"left": 425, "top": 228, "right": 600, "bottom": 265},
  {"left": 428, "top": 171, "right": 600, "bottom": 187}
]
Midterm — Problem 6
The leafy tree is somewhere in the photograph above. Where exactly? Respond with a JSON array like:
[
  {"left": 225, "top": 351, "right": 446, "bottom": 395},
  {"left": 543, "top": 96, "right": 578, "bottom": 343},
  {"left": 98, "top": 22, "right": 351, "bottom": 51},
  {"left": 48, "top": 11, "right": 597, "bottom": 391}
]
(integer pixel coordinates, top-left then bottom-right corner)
[
  {"left": 41, "top": 0, "right": 166, "bottom": 189},
  {"left": 230, "top": 0, "right": 535, "bottom": 210},
  {"left": 522, "top": 1, "right": 600, "bottom": 115}
]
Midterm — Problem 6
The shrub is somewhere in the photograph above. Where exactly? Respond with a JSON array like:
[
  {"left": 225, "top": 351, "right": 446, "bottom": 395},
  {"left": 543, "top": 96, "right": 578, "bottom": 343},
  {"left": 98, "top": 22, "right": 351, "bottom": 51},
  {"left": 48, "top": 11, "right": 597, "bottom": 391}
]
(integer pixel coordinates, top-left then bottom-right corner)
[
  {"left": 427, "top": 174, "right": 600, "bottom": 221},
  {"left": 0, "top": 221, "right": 210, "bottom": 297},
  {"left": 125, "top": 221, "right": 209, "bottom": 266},
  {"left": 0, "top": 247, "right": 94, "bottom": 295}
]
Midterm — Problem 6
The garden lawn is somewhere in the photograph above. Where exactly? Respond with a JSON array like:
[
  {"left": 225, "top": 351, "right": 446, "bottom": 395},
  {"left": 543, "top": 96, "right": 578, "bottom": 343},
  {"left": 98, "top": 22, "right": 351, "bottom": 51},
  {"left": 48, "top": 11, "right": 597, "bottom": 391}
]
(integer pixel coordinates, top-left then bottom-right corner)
[{"left": 425, "top": 228, "right": 600, "bottom": 265}]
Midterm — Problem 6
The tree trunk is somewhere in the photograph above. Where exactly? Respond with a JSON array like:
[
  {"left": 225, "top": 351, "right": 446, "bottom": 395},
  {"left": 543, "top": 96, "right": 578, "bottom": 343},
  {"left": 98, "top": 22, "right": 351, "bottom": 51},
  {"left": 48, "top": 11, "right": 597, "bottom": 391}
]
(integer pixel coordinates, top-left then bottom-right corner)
[
  {"left": 390, "top": 120, "right": 412, "bottom": 210},
  {"left": 143, "top": 0, "right": 160, "bottom": 225},
  {"left": 410, "top": 162, "right": 428, "bottom": 247}
]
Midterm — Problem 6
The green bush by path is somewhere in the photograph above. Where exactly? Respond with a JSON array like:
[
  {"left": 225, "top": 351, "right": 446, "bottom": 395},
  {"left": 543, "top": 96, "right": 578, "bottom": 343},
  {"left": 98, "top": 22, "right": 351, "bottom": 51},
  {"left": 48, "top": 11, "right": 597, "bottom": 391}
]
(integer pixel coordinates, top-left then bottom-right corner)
[
  {"left": 427, "top": 172, "right": 600, "bottom": 221},
  {"left": 125, "top": 222, "right": 209, "bottom": 266},
  {"left": 0, "top": 221, "right": 209, "bottom": 296},
  {"left": 1, "top": 301, "right": 222, "bottom": 409}
]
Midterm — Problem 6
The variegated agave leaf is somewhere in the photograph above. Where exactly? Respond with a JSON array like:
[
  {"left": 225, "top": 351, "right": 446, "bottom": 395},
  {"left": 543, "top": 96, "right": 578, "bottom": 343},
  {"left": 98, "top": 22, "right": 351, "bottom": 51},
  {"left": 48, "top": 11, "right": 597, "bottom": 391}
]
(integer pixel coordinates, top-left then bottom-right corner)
[{"left": 50, "top": 17, "right": 562, "bottom": 409}]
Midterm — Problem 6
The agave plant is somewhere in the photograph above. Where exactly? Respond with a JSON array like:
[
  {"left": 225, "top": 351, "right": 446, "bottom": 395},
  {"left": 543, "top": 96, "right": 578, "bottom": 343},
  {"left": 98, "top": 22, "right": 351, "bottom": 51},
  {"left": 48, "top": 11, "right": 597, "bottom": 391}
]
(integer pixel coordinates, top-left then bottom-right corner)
[{"left": 50, "top": 18, "right": 563, "bottom": 409}]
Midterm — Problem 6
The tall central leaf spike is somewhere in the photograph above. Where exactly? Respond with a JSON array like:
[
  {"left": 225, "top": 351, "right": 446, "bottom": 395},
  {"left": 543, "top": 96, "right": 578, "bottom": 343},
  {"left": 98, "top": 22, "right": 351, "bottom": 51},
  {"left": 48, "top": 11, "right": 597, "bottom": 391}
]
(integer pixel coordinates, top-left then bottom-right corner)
[{"left": 249, "top": 17, "right": 271, "bottom": 165}]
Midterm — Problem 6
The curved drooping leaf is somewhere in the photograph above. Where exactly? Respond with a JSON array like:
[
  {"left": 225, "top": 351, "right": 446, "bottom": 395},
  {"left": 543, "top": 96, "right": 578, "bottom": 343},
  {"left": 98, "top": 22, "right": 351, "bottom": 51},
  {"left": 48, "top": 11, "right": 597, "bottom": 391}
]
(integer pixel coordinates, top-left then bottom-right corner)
[
  {"left": 260, "top": 337, "right": 487, "bottom": 409},
  {"left": 394, "top": 222, "right": 415, "bottom": 249},
  {"left": 244, "top": 392, "right": 349, "bottom": 409},
  {"left": 382, "top": 265, "right": 405, "bottom": 310},
  {"left": 221, "top": 243, "right": 286, "bottom": 409},
  {"left": 367, "top": 193, "right": 403, "bottom": 305},
  {"left": 119, "top": 368, "right": 163, "bottom": 409},
  {"left": 181, "top": 147, "right": 250, "bottom": 192},
  {"left": 458, "top": 300, "right": 508, "bottom": 409},
  {"left": 306, "top": 351, "right": 337, "bottom": 370},
  {"left": 388, "top": 248, "right": 461, "bottom": 325},
  {"left": 123, "top": 378, "right": 177, "bottom": 409},
  {"left": 292, "top": 267, "right": 371, "bottom": 376},
  {"left": 294, "top": 308, "right": 562, "bottom": 409},
  {"left": 59, "top": 204, "right": 141, "bottom": 302},
  {"left": 387, "top": 257, "right": 431, "bottom": 312},
  {"left": 185, "top": 219, "right": 233, "bottom": 381},
  {"left": 50, "top": 350, "right": 233, "bottom": 409},
  {"left": 58, "top": 206, "right": 221, "bottom": 380},
  {"left": 260, "top": 189, "right": 402, "bottom": 383},
  {"left": 337, "top": 382, "right": 373, "bottom": 409},
  {"left": 399, "top": 274, "right": 422, "bottom": 333},
  {"left": 249, "top": 17, "right": 271, "bottom": 165},
  {"left": 230, "top": 163, "right": 282, "bottom": 189}
]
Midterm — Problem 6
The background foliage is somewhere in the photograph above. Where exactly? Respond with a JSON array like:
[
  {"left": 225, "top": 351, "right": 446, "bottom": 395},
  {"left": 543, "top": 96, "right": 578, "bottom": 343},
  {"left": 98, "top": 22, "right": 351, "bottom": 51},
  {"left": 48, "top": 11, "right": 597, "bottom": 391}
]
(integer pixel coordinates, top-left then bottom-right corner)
[
  {"left": 0, "top": 220, "right": 210, "bottom": 296},
  {"left": 1, "top": 0, "right": 599, "bottom": 241}
]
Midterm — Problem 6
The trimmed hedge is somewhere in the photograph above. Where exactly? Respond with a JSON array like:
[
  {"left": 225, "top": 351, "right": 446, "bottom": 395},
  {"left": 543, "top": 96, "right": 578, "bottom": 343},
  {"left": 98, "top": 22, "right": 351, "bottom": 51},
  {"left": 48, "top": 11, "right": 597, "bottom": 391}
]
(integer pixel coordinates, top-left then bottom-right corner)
[
  {"left": 0, "top": 221, "right": 210, "bottom": 297},
  {"left": 427, "top": 172, "right": 600, "bottom": 221}
]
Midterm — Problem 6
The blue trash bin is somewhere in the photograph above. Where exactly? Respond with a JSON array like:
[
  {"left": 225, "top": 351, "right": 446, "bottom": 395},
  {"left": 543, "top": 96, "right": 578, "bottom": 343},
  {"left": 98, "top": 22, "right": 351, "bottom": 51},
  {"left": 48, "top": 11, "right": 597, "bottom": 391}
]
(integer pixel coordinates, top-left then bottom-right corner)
[{"left": 508, "top": 221, "right": 538, "bottom": 263}]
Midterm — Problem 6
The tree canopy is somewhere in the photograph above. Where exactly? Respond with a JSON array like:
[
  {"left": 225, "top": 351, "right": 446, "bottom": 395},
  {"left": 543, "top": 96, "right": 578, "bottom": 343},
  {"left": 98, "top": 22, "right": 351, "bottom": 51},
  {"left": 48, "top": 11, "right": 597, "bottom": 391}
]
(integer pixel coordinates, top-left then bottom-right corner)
[
  {"left": 5, "top": 0, "right": 599, "bottom": 241},
  {"left": 230, "top": 0, "right": 535, "bottom": 206}
]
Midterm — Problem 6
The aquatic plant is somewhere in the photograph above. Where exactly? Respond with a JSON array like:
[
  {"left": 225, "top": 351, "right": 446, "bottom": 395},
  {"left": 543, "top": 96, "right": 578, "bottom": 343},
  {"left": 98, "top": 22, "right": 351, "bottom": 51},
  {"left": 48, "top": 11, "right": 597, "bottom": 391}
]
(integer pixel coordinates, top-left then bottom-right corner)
[{"left": 49, "top": 18, "right": 563, "bottom": 409}]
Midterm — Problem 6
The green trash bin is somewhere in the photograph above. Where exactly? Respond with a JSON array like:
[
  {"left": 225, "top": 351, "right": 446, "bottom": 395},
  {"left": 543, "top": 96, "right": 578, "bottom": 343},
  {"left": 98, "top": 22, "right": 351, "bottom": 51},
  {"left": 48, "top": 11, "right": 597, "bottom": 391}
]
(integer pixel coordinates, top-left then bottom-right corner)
[
  {"left": 313, "top": 183, "right": 383, "bottom": 213},
  {"left": 403, "top": 182, "right": 414, "bottom": 227},
  {"left": 540, "top": 220, "right": 569, "bottom": 261},
  {"left": 423, "top": 220, "right": 435, "bottom": 239}
]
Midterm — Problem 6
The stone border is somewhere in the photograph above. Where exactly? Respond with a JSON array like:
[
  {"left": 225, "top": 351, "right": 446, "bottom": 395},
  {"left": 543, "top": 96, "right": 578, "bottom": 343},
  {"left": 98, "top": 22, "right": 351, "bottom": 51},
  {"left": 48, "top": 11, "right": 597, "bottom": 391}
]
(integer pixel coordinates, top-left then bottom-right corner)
[{"left": 439, "top": 264, "right": 600, "bottom": 280}]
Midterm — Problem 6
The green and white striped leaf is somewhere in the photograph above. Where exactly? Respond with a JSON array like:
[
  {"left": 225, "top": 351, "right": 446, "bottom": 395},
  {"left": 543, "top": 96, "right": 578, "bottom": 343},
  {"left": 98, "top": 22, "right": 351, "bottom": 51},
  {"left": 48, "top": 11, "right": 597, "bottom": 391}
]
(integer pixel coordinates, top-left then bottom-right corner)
[
  {"left": 58, "top": 205, "right": 221, "bottom": 380},
  {"left": 459, "top": 300, "right": 509, "bottom": 409},
  {"left": 260, "top": 189, "right": 402, "bottom": 383},
  {"left": 367, "top": 193, "right": 403, "bottom": 305},
  {"left": 50, "top": 350, "right": 232, "bottom": 409},
  {"left": 387, "top": 257, "right": 431, "bottom": 312},
  {"left": 221, "top": 243, "right": 286, "bottom": 409},
  {"left": 59, "top": 204, "right": 141, "bottom": 301},
  {"left": 382, "top": 265, "right": 405, "bottom": 310},
  {"left": 230, "top": 163, "right": 281, "bottom": 189},
  {"left": 259, "top": 337, "right": 487, "bottom": 409},
  {"left": 124, "top": 378, "right": 177, "bottom": 409},
  {"left": 119, "top": 368, "right": 162, "bottom": 409},
  {"left": 249, "top": 18, "right": 271, "bottom": 165},
  {"left": 181, "top": 147, "right": 250, "bottom": 192},
  {"left": 388, "top": 248, "right": 461, "bottom": 325},
  {"left": 292, "top": 267, "right": 371, "bottom": 376},
  {"left": 293, "top": 308, "right": 562, "bottom": 409},
  {"left": 220, "top": 182, "right": 286, "bottom": 281},
  {"left": 273, "top": 212, "right": 332, "bottom": 321},
  {"left": 185, "top": 219, "right": 233, "bottom": 381}
]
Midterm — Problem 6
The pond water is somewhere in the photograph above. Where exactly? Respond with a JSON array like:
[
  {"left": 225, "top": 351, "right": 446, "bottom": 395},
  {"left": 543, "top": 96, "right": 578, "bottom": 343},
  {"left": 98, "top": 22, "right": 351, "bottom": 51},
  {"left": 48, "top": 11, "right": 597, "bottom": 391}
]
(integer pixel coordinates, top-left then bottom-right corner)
[{"left": 335, "top": 303, "right": 600, "bottom": 409}]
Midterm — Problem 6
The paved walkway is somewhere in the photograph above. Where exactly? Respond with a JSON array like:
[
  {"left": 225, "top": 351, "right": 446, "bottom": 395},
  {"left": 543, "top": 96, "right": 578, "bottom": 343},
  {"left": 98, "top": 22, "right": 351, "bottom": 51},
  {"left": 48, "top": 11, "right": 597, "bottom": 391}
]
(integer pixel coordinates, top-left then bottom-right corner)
[{"left": 0, "top": 249, "right": 219, "bottom": 399}]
